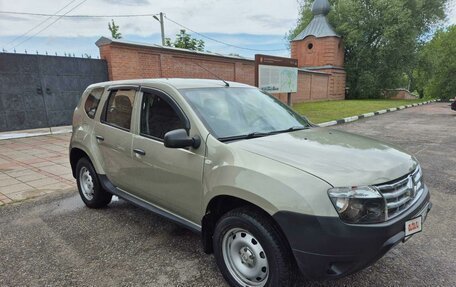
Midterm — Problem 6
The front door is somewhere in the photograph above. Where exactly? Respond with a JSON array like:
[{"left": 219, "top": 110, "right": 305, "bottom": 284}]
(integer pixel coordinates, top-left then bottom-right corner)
[
  {"left": 130, "top": 89, "right": 205, "bottom": 223},
  {"left": 93, "top": 88, "right": 138, "bottom": 191}
]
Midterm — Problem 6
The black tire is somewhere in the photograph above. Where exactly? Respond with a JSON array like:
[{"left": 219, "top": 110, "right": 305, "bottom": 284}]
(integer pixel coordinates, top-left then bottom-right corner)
[
  {"left": 213, "top": 207, "right": 296, "bottom": 287},
  {"left": 76, "top": 157, "right": 112, "bottom": 208}
]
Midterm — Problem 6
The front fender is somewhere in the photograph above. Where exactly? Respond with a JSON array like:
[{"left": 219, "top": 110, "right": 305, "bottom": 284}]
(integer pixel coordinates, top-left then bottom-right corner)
[
  {"left": 202, "top": 136, "right": 337, "bottom": 218},
  {"left": 204, "top": 165, "right": 312, "bottom": 215}
]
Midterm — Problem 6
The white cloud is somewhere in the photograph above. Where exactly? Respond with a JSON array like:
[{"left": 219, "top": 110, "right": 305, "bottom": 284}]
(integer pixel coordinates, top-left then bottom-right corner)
[
  {"left": 102, "top": 0, "right": 150, "bottom": 5},
  {"left": 0, "top": 0, "right": 301, "bottom": 38},
  {"left": 1, "top": 0, "right": 453, "bottom": 56},
  {"left": 448, "top": 0, "right": 456, "bottom": 25}
]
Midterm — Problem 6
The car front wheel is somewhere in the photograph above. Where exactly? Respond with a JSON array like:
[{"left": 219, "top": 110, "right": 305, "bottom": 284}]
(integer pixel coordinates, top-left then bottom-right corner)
[
  {"left": 76, "top": 157, "right": 112, "bottom": 208},
  {"left": 213, "top": 207, "right": 296, "bottom": 287}
]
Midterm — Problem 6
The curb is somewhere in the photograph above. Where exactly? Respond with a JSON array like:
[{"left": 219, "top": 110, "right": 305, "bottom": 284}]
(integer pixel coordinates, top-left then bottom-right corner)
[
  {"left": 0, "top": 125, "right": 72, "bottom": 140},
  {"left": 318, "top": 100, "right": 437, "bottom": 127}
]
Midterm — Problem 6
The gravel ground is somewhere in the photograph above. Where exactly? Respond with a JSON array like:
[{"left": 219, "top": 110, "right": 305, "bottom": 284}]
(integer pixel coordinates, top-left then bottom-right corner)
[{"left": 0, "top": 102, "right": 455, "bottom": 286}]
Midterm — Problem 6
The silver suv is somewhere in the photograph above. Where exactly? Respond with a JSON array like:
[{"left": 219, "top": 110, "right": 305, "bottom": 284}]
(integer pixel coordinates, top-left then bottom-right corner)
[{"left": 70, "top": 78, "right": 432, "bottom": 286}]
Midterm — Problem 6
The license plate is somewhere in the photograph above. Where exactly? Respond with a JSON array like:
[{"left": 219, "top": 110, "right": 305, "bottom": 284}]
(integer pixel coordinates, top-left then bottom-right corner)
[{"left": 405, "top": 216, "right": 422, "bottom": 237}]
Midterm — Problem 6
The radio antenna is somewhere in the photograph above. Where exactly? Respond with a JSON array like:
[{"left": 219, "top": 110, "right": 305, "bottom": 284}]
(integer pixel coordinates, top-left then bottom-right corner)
[{"left": 191, "top": 61, "right": 230, "bottom": 87}]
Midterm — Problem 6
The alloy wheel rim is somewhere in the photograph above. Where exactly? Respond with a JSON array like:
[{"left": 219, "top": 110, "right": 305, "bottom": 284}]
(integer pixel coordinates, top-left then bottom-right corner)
[
  {"left": 222, "top": 228, "right": 269, "bottom": 286},
  {"left": 79, "top": 167, "right": 94, "bottom": 200}
]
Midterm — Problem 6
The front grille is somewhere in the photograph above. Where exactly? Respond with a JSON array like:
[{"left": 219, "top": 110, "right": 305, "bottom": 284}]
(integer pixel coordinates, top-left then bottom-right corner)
[{"left": 375, "top": 166, "right": 424, "bottom": 220}]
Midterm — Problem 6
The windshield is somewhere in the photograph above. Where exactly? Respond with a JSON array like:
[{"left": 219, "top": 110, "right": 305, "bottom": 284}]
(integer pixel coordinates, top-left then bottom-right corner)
[{"left": 179, "top": 87, "right": 310, "bottom": 141}]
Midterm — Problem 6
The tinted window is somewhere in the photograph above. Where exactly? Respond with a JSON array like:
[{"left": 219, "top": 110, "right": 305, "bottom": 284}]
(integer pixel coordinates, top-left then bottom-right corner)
[
  {"left": 140, "top": 92, "right": 185, "bottom": 139},
  {"left": 84, "top": 88, "right": 103, "bottom": 119},
  {"left": 104, "top": 90, "right": 136, "bottom": 130}
]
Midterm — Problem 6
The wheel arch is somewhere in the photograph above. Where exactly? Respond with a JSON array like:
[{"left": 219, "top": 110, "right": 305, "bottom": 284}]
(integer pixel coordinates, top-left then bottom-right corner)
[
  {"left": 69, "top": 145, "right": 104, "bottom": 178},
  {"left": 201, "top": 194, "right": 290, "bottom": 255}
]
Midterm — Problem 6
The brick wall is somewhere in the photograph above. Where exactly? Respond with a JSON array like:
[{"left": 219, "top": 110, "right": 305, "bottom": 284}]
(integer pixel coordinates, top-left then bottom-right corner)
[
  {"left": 386, "top": 89, "right": 418, "bottom": 100},
  {"left": 295, "top": 71, "right": 329, "bottom": 102},
  {"left": 98, "top": 40, "right": 255, "bottom": 85},
  {"left": 318, "top": 68, "right": 346, "bottom": 100},
  {"left": 290, "top": 35, "right": 346, "bottom": 101},
  {"left": 291, "top": 36, "right": 344, "bottom": 68},
  {"left": 97, "top": 37, "right": 342, "bottom": 104}
]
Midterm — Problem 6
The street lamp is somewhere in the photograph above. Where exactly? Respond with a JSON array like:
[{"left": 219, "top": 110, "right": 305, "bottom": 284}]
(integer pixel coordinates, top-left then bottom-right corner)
[{"left": 153, "top": 12, "right": 165, "bottom": 46}]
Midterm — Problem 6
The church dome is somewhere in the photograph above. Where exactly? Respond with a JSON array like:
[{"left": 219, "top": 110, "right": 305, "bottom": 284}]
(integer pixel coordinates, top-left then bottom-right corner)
[
  {"left": 292, "top": 0, "right": 338, "bottom": 41},
  {"left": 312, "top": 0, "right": 331, "bottom": 16}
]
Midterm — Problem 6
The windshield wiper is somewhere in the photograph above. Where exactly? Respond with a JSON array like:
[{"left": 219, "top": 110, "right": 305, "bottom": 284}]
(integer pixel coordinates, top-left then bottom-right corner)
[
  {"left": 270, "top": 125, "right": 309, "bottom": 134},
  {"left": 218, "top": 127, "right": 308, "bottom": 142},
  {"left": 218, "top": 132, "right": 270, "bottom": 142}
]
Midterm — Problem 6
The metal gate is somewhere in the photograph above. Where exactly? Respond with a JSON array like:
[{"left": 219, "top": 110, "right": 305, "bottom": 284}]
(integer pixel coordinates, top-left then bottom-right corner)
[{"left": 0, "top": 53, "right": 108, "bottom": 132}]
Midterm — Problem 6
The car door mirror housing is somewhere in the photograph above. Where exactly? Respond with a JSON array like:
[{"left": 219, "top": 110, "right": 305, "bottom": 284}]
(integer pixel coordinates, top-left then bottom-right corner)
[{"left": 164, "top": 129, "right": 201, "bottom": 149}]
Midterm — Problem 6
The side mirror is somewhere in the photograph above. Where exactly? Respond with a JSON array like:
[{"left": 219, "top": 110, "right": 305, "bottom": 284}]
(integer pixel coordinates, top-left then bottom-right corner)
[{"left": 164, "top": 129, "right": 201, "bottom": 149}]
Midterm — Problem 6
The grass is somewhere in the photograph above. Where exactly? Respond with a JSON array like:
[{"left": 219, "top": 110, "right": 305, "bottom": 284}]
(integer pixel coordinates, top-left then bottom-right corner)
[{"left": 292, "top": 99, "right": 427, "bottom": 124}]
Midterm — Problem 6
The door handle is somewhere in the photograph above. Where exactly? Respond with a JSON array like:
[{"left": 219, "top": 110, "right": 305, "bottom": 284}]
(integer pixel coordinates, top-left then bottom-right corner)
[
  {"left": 96, "top": 135, "right": 104, "bottom": 142},
  {"left": 133, "top": 148, "right": 146, "bottom": 156}
]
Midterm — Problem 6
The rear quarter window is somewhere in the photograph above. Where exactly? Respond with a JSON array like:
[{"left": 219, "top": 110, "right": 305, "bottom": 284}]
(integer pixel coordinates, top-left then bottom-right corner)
[{"left": 84, "top": 88, "right": 104, "bottom": 119}]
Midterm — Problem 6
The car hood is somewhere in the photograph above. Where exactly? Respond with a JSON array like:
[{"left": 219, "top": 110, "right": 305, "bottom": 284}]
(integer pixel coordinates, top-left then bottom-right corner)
[{"left": 230, "top": 128, "right": 417, "bottom": 187}]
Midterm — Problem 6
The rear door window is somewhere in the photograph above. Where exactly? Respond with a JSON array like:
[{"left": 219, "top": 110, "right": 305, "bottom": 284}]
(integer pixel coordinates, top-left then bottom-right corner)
[
  {"left": 103, "top": 89, "right": 136, "bottom": 131},
  {"left": 84, "top": 88, "right": 104, "bottom": 119}
]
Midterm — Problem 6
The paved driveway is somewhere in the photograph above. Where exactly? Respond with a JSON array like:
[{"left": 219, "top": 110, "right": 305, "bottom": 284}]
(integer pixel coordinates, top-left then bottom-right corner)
[
  {"left": 0, "top": 134, "right": 73, "bottom": 205},
  {"left": 0, "top": 103, "right": 455, "bottom": 286}
]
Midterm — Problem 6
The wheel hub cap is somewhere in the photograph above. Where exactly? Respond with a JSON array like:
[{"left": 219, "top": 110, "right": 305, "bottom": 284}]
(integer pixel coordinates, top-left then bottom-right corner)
[
  {"left": 222, "top": 228, "right": 269, "bottom": 286},
  {"left": 79, "top": 167, "right": 94, "bottom": 200},
  {"left": 240, "top": 247, "right": 255, "bottom": 267}
]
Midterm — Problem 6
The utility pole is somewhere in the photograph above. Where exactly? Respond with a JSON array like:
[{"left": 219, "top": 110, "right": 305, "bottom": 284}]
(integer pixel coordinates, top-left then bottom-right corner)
[{"left": 153, "top": 12, "right": 165, "bottom": 46}]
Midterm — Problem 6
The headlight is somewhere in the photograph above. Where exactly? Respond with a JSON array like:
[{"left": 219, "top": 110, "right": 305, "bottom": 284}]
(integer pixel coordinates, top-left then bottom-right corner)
[{"left": 328, "top": 186, "right": 386, "bottom": 224}]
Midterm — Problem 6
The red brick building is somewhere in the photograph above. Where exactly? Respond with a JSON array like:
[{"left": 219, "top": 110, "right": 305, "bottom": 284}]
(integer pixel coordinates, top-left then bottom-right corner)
[
  {"left": 290, "top": 0, "right": 346, "bottom": 101},
  {"left": 96, "top": 0, "right": 345, "bottom": 103}
]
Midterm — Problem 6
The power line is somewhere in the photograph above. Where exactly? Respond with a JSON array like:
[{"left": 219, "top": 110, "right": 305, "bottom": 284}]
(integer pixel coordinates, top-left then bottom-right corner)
[
  {"left": 164, "top": 16, "right": 288, "bottom": 52},
  {"left": 1, "top": 8, "right": 288, "bottom": 52},
  {"left": 5, "top": 0, "right": 80, "bottom": 47},
  {"left": 0, "top": 11, "right": 159, "bottom": 18},
  {"left": 12, "top": 0, "right": 89, "bottom": 49}
]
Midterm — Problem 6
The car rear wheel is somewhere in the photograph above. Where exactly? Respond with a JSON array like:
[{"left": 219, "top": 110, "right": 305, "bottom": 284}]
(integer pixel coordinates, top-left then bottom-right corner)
[
  {"left": 213, "top": 207, "right": 296, "bottom": 287},
  {"left": 76, "top": 157, "right": 112, "bottom": 208}
]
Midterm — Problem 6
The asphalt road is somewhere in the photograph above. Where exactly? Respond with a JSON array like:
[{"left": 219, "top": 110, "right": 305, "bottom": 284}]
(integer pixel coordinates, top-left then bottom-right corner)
[{"left": 1, "top": 103, "right": 455, "bottom": 286}]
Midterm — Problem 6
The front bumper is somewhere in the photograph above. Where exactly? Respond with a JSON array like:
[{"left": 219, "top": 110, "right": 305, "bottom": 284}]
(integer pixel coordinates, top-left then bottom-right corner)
[{"left": 273, "top": 186, "right": 431, "bottom": 280}]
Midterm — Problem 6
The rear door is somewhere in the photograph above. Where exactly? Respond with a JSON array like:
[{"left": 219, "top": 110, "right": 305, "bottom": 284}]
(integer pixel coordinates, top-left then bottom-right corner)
[
  {"left": 93, "top": 86, "right": 139, "bottom": 191},
  {"left": 129, "top": 88, "right": 205, "bottom": 223}
]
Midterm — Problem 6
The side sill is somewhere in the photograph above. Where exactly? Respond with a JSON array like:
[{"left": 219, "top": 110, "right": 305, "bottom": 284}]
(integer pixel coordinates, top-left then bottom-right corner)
[{"left": 98, "top": 174, "right": 202, "bottom": 233}]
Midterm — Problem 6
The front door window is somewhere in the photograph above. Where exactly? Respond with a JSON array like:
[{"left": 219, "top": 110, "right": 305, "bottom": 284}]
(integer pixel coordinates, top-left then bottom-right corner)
[{"left": 140, "top": 92, "right": 185, "bottom": 140}]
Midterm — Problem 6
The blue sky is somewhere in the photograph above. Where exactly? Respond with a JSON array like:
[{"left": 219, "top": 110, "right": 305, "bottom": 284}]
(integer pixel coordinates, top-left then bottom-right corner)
[
  {"left": 0, "top": 33, "right": 291, "bottom": 59},
  {"left": 0, "top": 0, "right": 299, "bottom": 58},
  {"left": 0, "top": 0, "right": 455, "bottom": 59}
]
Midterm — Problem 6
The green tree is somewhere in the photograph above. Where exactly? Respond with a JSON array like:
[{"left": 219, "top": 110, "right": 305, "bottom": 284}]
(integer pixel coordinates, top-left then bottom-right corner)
[
  {"left": 414, "top": 25, "right": 456, "bottom": 99},
  {"left": 288, "top": 0, "right": 447, "bottom": 98},
  {"left": 165, "top": 29, "right": 205, "bottom": 51},
  {"left": 108, "top": 19, "right": 122, "bottom": 39}
]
